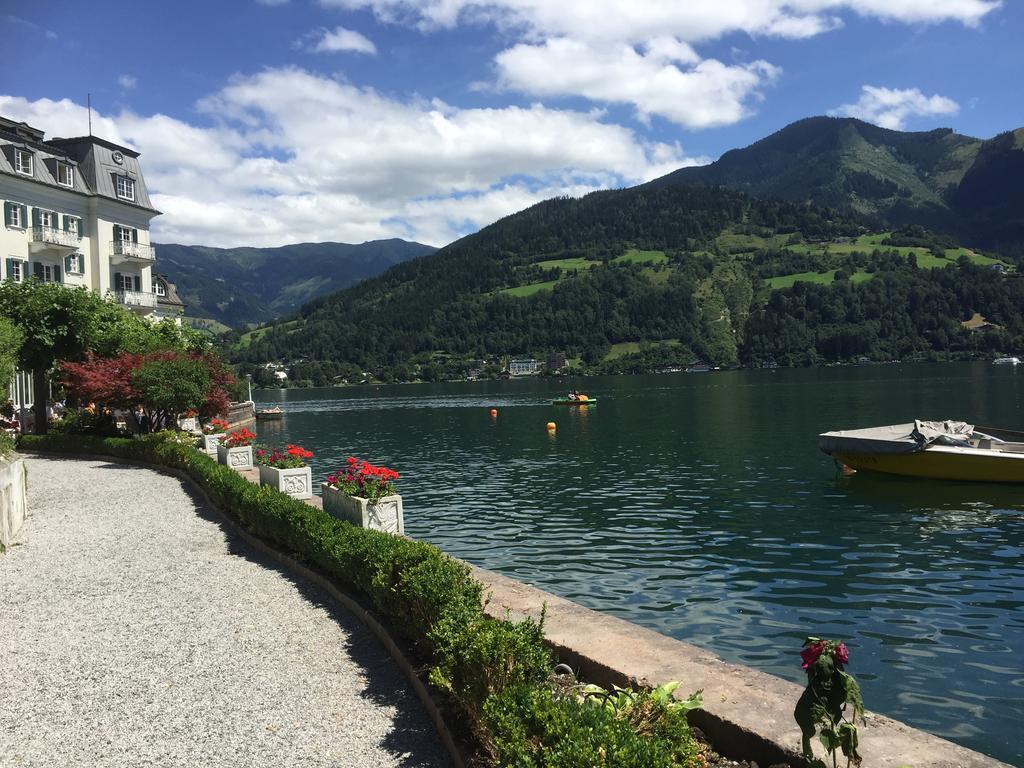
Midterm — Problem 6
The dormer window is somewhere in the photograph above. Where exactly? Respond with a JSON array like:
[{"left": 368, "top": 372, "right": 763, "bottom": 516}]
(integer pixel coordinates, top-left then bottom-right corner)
[
  {"left": 153, "top": 280, "right": 166, "bottom": 297},
  {"left": 57, "top": 162, "right": 74, "bottom": 187},
  {"left": 115, "top": 175, "right": 136, "bottom": 201},
  {"left": 14, "top": 149, "right": 33, "bottom": 176}
]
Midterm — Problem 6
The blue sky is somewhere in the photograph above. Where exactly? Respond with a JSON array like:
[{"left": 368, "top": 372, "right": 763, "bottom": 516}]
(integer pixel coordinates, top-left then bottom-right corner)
[{"left": 2, "top": 1, "right": 1020, "bottom": 247}]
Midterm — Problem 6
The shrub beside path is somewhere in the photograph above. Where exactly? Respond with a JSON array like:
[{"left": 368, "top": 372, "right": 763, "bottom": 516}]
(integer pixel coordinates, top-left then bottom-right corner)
[{"left": 0, "top": 456, "right": 447, "bottom": 768}]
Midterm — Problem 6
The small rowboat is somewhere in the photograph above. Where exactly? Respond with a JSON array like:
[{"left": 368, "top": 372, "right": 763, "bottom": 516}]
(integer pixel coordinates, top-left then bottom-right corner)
[
  {"left": 552, "top": 397, "right": 598, "bottom": 406},
  {"left": 819, "top": 420, "right": 1024, "bottom": 483},
  {"left": 256, "top": 407, "right": 284, "bottom": 421}
]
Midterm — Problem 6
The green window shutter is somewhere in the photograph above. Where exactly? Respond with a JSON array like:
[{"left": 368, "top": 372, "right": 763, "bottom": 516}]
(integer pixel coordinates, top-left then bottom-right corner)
[
  {"left": 133, "top": 274, "right": 141, "bottom": 292},
  {"left": 79, "top": 253, "right": 86, "bottom": 275},
  {"left": 64, "top": 255, "right": 73, "bottom": 273},
  {"left": 54, "top": 264, "right": 62, "bottom": 283},
  {"left": 31, "top": 207, "right": 40, "bottom": 227},
  {"left": 114, "top": 271, "right": 122, "bottom": 291},
  {"left": 112, "top": 224, "right": 120, "bottom": 242},
  {"left": 18, "top": 205, "right": 27, "bottom": 227},
  {"left": 4, "top": 258, "right": 12, "bottom": 281},
  {"left": 3, "top": 202, "right": 11, "bottom": 226},
  {"left": 62, "top": 214, "right": 69, "bottom": 232},
  {"left": 33, "top": 262, "right": 43, "bottom": 280},
  {"left": 131, "top": 227, "right": 138, "bottom": 243}
]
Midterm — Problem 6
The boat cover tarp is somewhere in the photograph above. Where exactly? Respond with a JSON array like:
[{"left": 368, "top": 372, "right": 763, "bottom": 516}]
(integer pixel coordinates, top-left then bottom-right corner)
[{"left": 818, "top": 420, "right": 974, "bottom": 456}]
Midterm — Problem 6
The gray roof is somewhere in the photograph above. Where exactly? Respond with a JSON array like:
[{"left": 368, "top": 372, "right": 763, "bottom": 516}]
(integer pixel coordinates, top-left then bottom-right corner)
[
  {"left": 0, "top": 116, "right": 159, "bottom": 214},
  {"left": 154, "top": 275, "right": 185, "bottom": 308}
]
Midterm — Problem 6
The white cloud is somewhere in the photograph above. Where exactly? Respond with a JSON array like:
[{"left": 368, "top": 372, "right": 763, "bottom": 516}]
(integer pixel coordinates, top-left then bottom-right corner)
[
  {"left": 118, "top": 74, "right": 137, "bottom": 90},
  {"left": 320, "top": 0, "right": 998, "bottom": 128},
  {"left": 495, "top": 38, "right": 780, "bottom": 129},
  {"left": 321, "top": 0, "right": 1001, "bottom": 40},
  {"left": 306, "top": 25, "right": 378, "bottom": 54},
  {"left": 829, "top": 85, "right": 959, "bottom": 129},
  {"left": 0, "top": 71, "right": 705, "bottom": 248},
  {"left": 255, "top": 0, "right": 289, "bottom": 5}
]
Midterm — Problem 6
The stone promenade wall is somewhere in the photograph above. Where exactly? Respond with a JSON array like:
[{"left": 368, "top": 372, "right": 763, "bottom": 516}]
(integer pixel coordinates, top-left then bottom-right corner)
[{"left": 0, "top": 453, "right": 28, "bottom": 547}]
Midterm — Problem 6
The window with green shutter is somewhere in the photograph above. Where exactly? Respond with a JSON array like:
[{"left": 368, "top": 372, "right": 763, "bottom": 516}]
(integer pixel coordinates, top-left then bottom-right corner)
[
  {"left": 5, "top": 258, "right": 25, "bottom": 283},
  {"left": 4, "top": 201, "right": 26, "bottom": 228}
]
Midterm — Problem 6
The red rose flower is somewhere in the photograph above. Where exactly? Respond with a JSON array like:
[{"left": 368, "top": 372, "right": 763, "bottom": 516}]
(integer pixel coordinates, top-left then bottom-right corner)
[
  {"left": 801, "top": 641, "right": 826, "bottom": 670},
  {"left": 834, "top": 642, "right": 849, "bottom": 666}
]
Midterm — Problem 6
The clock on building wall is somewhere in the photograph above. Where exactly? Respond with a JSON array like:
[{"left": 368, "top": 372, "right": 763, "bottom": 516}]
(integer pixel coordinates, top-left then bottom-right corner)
[{"left": 112, "top": 151, "right": 124, "bottom": 164}]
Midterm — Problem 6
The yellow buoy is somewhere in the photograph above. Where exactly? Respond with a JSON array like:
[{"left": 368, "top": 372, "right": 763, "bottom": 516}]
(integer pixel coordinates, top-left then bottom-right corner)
[{"left": 546, "top": 421, "right": 556, "bottom": 431}]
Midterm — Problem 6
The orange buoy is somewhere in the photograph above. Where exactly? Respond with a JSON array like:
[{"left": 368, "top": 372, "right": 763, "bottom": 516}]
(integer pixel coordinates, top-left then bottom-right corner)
[
  {"left": 546, "top": 421, "right": 556, "bottom": 431},
  {"left": 489, "top": 408, "right": 498, "bottom": 417}
]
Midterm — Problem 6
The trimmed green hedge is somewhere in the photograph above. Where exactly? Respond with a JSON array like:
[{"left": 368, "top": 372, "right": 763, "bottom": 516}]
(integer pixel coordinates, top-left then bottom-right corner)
[{"left": 20, "top": 433, "right": 701, "bottom": 766}]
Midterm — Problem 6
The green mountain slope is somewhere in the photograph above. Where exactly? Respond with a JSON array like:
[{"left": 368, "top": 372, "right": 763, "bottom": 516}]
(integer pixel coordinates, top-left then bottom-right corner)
[
  {"left": 228, "top": 184, "right": 865, "bottom": 370},
  {"left": 154, "top": 238, "right": 435, "bottom": 327},
  {"left": 226, "top": 117, "right": 1024, "bottom": 376},
  {"left": 650, "top": 116, "right": 1024, "bottom": 254}
]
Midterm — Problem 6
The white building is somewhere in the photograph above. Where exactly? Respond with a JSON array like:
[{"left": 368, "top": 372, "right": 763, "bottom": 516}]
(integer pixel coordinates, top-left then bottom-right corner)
[
  {"left": 0, "top": 115, "right": 165, "bottom": 318},
  {"left": 508, "top": 358, "right": 538, "bottom": 376}
]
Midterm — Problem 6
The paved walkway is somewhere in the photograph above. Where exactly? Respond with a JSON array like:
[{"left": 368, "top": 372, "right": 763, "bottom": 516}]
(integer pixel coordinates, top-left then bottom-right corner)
[{"left": 0, "top": 457, "right": 447, "bottom": 768}]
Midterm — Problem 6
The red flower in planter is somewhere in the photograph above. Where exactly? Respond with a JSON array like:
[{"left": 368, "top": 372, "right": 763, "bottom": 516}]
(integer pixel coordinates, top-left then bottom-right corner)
[
  {"left": 325, "top": 456, "right": 400, "bottom": 503},
  {"left": 224, "top": 428, "right": 256, "bottom": 447},
  {"left": 255, "top": 444, "right": 313, "bottom": 469}
]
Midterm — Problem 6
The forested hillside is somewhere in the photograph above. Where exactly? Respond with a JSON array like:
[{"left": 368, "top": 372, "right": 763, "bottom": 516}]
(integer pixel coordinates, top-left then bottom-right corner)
[
  {"left": 222, "top": 116, "right": 1024, "bottom": 379},
  {"left": 650, "top": 116, "right": 1024, "bottom": 255},
  {"left": 154, "top": 238, "right": 435, "bottom": 327},
  {"left": 226, "top": 177, "right": 1019, "bottom": 379}
]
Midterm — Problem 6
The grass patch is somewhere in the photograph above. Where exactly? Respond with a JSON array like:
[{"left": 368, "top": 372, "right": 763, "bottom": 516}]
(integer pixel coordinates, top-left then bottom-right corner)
[
  {"left": 500, "top": 280, "right": 560, "bottom": 297},
  {"left": 236, "top": 319, "right": 301, "bottom": 349},
  {"left": 605, "top": 339, "right": 680, "bottom": 360},
  {"left": 535, "top": 257, "right": 601, "bottom": 272},
  {"left": 642, "top": 266, "right": 673, "bottom": 285},
  {"left": 614, "top": 249, "right": 668, "bottom": 265},
  {"left": 765, "top": 270, "right": 838, "bottom": 289}
]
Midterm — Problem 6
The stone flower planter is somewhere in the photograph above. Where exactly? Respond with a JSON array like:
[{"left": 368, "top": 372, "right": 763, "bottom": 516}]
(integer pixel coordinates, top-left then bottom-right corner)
[
  {"left": 259, "top": 464, "right": 313, "bottom": 500},
  {"left": 178, "top": 416, "right": 197, "bottom": 432},
  {"left": 203, "top": 433, "right": 224, "bottom": 456},
  {"left": 217, "top": 444, "right": 253, "bottom": 471},
  {"left": 321, "top": 484, "right": 404, "bottom": 535}
]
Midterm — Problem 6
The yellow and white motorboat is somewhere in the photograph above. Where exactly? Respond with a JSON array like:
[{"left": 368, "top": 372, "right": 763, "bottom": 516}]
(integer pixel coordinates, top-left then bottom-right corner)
[{"left": 818, "top": 420, "right": 1024, "bottom": 483}]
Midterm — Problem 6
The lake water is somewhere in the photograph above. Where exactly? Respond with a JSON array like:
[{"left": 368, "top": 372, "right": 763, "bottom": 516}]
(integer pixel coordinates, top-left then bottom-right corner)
[{"left": 253, "top": 363, "right": 1024, "bottom": 764}]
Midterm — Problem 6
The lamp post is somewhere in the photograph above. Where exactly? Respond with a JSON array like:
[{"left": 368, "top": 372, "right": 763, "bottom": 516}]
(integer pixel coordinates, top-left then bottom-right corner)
[{"left": 245, "top": 373, "right": 253, "bottom": 403}]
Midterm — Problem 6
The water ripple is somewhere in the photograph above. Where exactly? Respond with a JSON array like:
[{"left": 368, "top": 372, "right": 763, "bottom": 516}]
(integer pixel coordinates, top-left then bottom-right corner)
[{"left": 256, "top": 367, "right": 1024, "bottom": 765}]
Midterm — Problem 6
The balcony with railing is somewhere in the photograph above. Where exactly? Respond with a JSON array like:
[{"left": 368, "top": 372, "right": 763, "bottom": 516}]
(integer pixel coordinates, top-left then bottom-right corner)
[
  {"left": 30, "top": 226, "right": 81, "bottom": 253},
  {"left": 110, "top": 239, "right": 156, "bottom": 263},
  {"left": 114, "top": 289, "right": 158, "bottom": 309}
]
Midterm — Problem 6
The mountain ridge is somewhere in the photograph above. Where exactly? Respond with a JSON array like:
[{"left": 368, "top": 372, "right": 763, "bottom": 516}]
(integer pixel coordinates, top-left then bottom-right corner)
[
  {"left": 154, "top": 238, "right": 436, "bottom": 327},
  {"left": 649, "top": 116, "right": 1023, "bottom": 253}
]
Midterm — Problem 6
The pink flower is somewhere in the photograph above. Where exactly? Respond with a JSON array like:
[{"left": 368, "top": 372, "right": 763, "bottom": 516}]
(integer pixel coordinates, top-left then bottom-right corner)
[
  {"left": 834, "top": 642, "right": 849, "bottom": 666},
  {"left": 801, "top": 641, "right": 826, "bottom": 670}
]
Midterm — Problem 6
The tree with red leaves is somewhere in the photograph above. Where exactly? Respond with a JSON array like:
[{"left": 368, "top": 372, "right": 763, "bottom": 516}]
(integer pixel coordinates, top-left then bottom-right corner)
[{"left": 62, "top": 350, "right": 234, "bottom": 432}]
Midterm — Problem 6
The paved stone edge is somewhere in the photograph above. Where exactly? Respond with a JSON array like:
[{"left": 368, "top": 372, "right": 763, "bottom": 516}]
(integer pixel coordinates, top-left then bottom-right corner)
[
  {"left": 21, "top": 451, "right": 464, "bottom": 768},
  {"left": 470, "top": 566, "right": 1012, "bottom": 768}
]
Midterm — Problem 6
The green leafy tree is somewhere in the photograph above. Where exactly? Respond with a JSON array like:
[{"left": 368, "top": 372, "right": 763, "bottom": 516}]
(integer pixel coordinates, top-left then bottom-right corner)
[
  {"left": 0, "top": 280, "right": 213, "bottom": 434},
  {"left": 0, "top": 281, "right": 111, "bottom": 434},
  {"left": 0, "top": 317, "right": 22, "bottom": 393},
  {"left": 130, "top": 355, "right": 213, "bottom": 432}
]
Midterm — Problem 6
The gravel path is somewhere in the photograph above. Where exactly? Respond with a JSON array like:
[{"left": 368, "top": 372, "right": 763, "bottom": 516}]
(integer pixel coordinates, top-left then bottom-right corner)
[{"left": 0, "top": 457, "right": 448, "bottom": 768}]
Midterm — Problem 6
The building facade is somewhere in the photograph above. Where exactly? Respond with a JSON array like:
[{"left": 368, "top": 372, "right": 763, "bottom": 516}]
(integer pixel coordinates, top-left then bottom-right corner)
[{"left": 0, "top": 115, "right": 164, "bottom": 318}]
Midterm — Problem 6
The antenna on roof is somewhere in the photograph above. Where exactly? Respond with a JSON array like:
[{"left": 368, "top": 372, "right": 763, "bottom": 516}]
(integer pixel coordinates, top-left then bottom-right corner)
[{"left": 87, "top": 93, "right": 92, "bottom": 136}]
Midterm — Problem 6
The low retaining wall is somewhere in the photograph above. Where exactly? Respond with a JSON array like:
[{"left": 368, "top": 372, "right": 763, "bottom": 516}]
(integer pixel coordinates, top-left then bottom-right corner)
[
  {"left": 0, "top": 453, "right": 28, "bottom": 547},
  {"left": 226, "top": 401, "right": 255, "bottom": 431},
  {"left": 472, "top": 567, "right": 1010, "bottom": 768}
]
